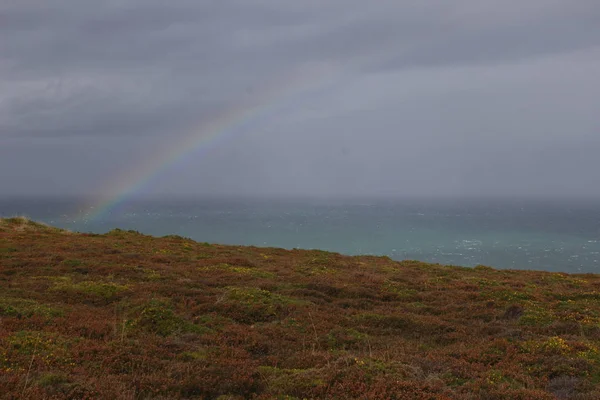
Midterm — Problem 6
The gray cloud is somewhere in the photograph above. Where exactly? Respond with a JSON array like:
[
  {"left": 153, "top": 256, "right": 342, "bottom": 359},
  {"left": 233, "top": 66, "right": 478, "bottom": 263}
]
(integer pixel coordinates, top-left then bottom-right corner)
[{"left": 1, "top": 0, "right": 599, "bottom": 197}]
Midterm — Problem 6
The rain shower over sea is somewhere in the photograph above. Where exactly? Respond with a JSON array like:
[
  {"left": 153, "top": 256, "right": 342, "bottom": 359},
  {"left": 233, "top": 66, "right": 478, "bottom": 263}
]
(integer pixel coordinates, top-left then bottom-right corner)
[{"left": 2, "top": 197, "right": 600, "bottom": 273}]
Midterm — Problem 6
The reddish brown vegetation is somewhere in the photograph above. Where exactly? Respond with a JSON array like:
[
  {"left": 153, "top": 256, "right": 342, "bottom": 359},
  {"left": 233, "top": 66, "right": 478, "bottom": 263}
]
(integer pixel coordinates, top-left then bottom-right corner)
[{"left": 1, "top": 217, "right": 600, "bottom": 399}]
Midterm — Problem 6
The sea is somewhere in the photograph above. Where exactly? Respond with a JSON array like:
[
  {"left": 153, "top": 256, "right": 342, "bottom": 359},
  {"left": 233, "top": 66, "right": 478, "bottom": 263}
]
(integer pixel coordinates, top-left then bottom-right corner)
[{"left": 1, "top": 197, "right": 600, "bottom": 274}]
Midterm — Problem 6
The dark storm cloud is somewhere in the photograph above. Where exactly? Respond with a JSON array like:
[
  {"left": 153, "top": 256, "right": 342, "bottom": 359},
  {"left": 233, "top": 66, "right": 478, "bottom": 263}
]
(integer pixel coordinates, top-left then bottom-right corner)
[
  {"left": 1, "top": 0, "right": 600, "bottom": 197},
  {"left": 368, "top": 1, "right": 600, "bottom": 71},
  {"left": 2, "top": 0, "right": 599, "bottom": 137}
]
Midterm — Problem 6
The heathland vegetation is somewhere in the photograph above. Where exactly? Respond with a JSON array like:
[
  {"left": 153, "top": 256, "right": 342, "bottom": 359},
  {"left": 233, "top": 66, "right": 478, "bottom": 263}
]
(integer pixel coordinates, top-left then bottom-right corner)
[{"left": 2, "top": 217, "right": 600, "bottom": 399}]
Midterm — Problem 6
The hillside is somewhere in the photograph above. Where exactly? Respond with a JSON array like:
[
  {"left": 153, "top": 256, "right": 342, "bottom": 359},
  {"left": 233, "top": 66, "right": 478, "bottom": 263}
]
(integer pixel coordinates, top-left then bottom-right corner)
[{"left": 1, "top": 217, "right": 600, "bottom": 399}]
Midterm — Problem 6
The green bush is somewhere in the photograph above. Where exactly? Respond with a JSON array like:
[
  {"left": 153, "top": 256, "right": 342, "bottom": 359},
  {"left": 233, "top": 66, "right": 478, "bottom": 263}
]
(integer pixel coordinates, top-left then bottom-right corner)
[
  {"left": 51, "top": 277, "right": 128, "bottom": 299},
  {"left": 129, "top": 299, "right": 209, "bottom": 337},
  {"left": 0, "top": 296, "right": 63, "bottom": 318}
]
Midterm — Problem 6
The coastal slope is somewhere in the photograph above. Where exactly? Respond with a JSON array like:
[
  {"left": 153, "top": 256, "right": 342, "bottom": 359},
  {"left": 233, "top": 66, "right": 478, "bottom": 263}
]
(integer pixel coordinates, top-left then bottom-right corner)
[{"left": 1, "top": 217, "right": 600, "bottom": 399}]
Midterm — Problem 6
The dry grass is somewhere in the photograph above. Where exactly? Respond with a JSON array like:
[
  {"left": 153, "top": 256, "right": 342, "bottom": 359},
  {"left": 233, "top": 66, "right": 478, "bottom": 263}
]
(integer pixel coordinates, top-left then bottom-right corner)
[
  {"left": 1, "top": 218, "right": 600, "bottom": 399},
  {"left": 0, "top": 216, "right": 69, "bottom": 234}
]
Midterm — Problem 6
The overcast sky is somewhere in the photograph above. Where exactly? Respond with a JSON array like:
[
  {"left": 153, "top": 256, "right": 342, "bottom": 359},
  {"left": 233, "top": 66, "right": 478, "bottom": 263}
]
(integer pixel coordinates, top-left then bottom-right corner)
[{"left": 1, "top": 0, "right": 600, "bottom": 199}]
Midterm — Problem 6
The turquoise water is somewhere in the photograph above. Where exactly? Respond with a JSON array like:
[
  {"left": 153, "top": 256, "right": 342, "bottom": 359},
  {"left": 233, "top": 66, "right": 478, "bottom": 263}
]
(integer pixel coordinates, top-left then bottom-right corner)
[{"left": 2, "top": 197, "right": 600, "bottom": 273}]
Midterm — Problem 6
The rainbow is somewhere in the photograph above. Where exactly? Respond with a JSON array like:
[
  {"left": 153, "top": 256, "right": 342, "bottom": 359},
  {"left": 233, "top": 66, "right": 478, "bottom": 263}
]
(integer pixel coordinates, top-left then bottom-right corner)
[{"left": 79, "top": 63, "right": 340, "bottom": 221}]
